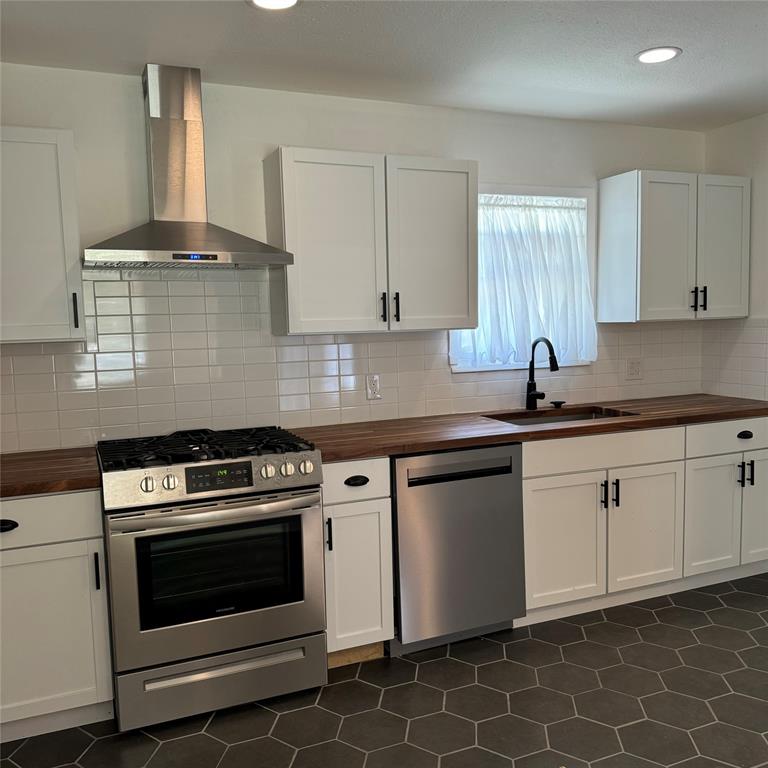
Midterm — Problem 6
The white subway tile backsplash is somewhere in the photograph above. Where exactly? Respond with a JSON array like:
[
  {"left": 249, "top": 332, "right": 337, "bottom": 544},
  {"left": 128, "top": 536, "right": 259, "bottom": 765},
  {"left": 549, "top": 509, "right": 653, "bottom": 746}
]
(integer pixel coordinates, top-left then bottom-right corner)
[{"left": 4, "top": 274, "right": 743, "bottom": 453}]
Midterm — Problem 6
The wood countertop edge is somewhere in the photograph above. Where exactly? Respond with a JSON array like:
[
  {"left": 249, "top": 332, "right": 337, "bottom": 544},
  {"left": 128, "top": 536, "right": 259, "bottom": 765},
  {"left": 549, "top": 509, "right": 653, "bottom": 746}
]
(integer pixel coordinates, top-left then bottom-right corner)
[{"left": 2, "top": 395, "right": 767, "bottom": 499}]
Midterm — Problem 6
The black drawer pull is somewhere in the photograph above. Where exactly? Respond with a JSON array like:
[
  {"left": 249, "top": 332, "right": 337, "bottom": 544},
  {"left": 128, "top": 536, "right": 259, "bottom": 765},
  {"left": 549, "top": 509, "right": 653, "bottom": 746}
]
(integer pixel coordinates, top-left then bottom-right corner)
[
  {"left": 701, "top": 285, "right": 708, "bottom": 311},
  {"left": 394, "top": 292, "right": 401, "bottom": 322},
  {"left": 94, "top": 552, "right": 101, "bottom": 590},
  {"left": 380, "top": 292, "right": 388, "bottom": 323},
  {"left": 326, "top": 518, "right": 334, "bottom": 551},
  {"left": 612, "top": 478, "right": 621, "bottom": 507},
  {"left": 738, "top": 461, "right": 746, "bottom": 488},
  {"left": 344, "top": 475, "right": 370, "bottom": 487},
  {"left": 72, "top": 292, "right": 80, "bottom": 328},
  {"left": 747, "top": 459, "right": 756, "bottom": 486},
  {"left": 0, "top": 519, "right": 19, "bottom": 533},
  {"left": 737, "top": 430, "right": 753, "bottom": 440}
]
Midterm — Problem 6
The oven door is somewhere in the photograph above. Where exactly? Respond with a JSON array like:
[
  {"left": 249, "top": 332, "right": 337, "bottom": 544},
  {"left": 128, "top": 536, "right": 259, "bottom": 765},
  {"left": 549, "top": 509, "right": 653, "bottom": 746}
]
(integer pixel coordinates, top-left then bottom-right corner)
[{"left": 106, "top": 490, "right": 324, "bottom": 672}]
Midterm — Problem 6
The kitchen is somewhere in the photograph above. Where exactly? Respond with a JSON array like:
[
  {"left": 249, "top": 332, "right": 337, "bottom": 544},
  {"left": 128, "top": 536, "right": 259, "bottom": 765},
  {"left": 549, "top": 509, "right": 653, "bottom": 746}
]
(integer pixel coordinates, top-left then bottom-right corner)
[{"left": 1, "top": 1, "right": 767, "bottom": 766}]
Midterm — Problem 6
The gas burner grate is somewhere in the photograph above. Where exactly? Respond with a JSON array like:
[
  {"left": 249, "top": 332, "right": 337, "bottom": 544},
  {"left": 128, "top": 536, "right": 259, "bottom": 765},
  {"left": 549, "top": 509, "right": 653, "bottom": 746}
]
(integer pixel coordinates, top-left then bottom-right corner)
[{"left": 97, "top": 427, "right": 315, "bottom": 471}]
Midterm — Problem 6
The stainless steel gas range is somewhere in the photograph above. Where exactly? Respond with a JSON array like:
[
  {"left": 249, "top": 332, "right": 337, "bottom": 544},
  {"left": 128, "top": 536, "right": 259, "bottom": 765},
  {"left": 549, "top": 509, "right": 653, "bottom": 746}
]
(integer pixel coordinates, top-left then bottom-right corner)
[{"left": 97, "top": 427, "right": 327, "bottom": 731}]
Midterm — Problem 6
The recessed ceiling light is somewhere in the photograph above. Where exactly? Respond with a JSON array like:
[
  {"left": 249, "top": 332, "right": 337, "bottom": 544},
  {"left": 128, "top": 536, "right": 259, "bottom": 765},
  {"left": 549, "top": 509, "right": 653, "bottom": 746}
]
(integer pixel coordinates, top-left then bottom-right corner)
[
  {"left": 245, "top": 0, "right": 297, "bottom": 9},
  {"left": 636, "top": 46, "right": 682, "bottom": 64}
]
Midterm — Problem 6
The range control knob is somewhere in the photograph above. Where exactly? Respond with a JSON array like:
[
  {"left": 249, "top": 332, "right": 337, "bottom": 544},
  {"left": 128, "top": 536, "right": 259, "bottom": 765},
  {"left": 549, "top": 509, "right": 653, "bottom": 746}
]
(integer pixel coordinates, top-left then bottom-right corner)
[
  {"left": 139, "top": 476, "right": 156, "bottom": 493},
  {"left": 280, "top": 462, "right": 296, "bottom": 477},
  {"left": 299, "top": 459, "right": 315, "bottom": 475},
  {"left": 260, "top": 463, "right": 277, "bottom": 480},
  {"left": 162, "top": 474, "right": 178, "bottom": 491}
]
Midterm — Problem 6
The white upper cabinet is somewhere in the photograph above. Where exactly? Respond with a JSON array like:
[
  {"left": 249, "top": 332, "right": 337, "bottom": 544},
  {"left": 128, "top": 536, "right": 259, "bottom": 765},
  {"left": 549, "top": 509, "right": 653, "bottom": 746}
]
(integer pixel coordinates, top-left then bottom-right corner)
[
  {"left": 266, "top": 148, "right": 388, "bottom": 335},
  {"left": 386, "top": 156, "right": 478, "bottom": 331},
  {"left": 697, "top": 175, "right": 751, "bottom": 318},
  {"left": 1, "top": 127, "right": 84, "bottom": 342},
  {"left": 266, "top": 147, "right": 478, "bottom": 335},
  {"left": 597, "top": 169, "right": 750, "bottom": 322}
]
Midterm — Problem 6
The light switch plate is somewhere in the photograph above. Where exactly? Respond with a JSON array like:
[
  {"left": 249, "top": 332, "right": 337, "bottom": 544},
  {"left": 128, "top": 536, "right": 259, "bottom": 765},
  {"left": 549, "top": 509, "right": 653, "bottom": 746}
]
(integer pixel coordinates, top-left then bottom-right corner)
[
  {"left": 625, "top": 358, "right": 643, "bottom": 380},
  {"left": 366, "top": 373, "right": 382, "bottom": 400}
]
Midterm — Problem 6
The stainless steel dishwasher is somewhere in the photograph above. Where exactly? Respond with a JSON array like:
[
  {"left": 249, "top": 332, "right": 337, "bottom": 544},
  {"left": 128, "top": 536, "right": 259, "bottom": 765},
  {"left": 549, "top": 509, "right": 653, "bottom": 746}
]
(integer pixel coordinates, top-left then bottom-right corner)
[{"left": 393, "top": 444, "right": 525, "bottom": 648}]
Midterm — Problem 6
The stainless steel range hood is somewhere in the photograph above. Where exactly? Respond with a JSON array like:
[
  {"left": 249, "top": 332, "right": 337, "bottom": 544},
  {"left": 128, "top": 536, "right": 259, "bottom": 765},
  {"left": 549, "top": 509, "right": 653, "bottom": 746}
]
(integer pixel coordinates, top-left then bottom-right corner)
[{"left": 83, "top": 64, "right": 292, "bottom": 269}]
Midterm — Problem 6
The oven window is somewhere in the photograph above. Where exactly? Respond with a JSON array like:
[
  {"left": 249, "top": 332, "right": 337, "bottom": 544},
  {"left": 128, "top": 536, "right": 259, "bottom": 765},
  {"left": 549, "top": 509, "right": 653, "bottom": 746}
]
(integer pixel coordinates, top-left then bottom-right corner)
[{"left": 135, "top": 516, "right": 304, "bottom": 630}]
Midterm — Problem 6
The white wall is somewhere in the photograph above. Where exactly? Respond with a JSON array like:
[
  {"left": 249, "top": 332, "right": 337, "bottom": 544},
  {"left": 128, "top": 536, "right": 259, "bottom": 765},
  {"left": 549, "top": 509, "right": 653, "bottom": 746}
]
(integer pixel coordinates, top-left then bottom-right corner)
[
  {"left": 701, "top": 113, "right": 768, "bottom": 401},
  {"left": 0, "top": 63, "right": 708, "bottom": 450},
  {"left": 1, "top": 63, "right": 704, "bottom": 250}
]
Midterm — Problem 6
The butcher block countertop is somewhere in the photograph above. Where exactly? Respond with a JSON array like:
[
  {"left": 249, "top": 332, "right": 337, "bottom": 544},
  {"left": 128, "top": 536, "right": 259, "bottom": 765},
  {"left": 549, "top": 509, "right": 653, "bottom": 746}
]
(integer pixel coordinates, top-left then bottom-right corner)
[
  {"left": 0, "top": 447, "right": 100, "bottom": 499},
  {"left": 1, "top": 394, "right": 767, "bottom": 498}
]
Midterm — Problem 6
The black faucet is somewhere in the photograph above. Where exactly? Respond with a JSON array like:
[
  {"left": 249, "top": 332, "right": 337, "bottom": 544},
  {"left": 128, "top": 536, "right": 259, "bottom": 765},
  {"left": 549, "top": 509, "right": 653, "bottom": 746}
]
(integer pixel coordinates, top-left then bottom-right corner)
[{"left": 526, "top": 337, "right": 560, "bottom": 410}]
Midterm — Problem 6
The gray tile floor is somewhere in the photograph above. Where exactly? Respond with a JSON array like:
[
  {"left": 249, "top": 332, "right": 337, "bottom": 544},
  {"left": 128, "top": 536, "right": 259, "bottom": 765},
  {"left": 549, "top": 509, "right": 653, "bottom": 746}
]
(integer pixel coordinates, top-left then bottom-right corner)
[{"left": 2, "top": 575, "right": 768, "bottom": 768}]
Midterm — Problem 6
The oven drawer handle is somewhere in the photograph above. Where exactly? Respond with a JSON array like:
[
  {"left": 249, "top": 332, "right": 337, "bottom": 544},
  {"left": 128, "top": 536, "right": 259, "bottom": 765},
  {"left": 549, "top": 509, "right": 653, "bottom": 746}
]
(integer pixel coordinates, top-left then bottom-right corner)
[
  {"left": 108, "top": 491, "right": 321, "bottom": 532},
  {"left": 144, "top": 647, "right": 306, "bottom": 692}
]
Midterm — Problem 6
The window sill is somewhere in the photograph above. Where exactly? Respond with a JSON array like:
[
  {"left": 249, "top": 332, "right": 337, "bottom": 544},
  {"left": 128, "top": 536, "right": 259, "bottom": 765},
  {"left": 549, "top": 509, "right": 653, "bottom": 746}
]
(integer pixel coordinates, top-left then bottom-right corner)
[{"left": 449, "top": 360, "right": 593, "bottom": 374}]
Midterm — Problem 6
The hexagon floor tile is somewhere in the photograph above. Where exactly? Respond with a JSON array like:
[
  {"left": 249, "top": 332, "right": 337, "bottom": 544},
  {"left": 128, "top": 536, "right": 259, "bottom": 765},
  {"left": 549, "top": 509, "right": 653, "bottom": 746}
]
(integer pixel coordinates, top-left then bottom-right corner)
[{"left": 5, "top": 577, "right": 768, "bottom": 768}]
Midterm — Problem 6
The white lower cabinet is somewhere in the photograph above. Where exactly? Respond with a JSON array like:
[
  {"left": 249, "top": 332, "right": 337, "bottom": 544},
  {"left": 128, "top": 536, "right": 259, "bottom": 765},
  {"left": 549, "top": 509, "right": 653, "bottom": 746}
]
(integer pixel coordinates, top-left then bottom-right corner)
[
  {"left": 0, "top": 538, "right": 112, "bottom": 722},
  {"left": 523, "top": 471, "right": 607, "bottom": 610},
  {"left": 324, "top": 497, "right": 394, "bottom": 653},
  {"left": 684, "top": 454, "right": 743, "bottom": 576},
  {"left": 742, "top": 449, "right": 768, "bottom": 564},
  {"left": 608, "top": 462, "right": 684, "bottom": 592}
]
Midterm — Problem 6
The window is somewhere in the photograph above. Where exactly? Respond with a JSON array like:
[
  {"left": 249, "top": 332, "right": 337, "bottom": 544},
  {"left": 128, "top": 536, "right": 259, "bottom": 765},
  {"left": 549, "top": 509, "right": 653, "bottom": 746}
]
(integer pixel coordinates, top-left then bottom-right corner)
[{"left": 449, "top": 192, "right": 597, "bottom": 372}]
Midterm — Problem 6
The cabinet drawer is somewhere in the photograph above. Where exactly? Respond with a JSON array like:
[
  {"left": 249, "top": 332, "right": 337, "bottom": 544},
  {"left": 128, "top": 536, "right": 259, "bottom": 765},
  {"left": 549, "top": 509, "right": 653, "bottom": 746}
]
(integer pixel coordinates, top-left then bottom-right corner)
[
  {"left": 0, "top": 490, "right": 102, "bottom": 550},
  {"left": 686, "top": 418, "right": 768, "bottom": 458},
  {"left": 322, "top": 458, "right": 390, "bottom": 505},
  {"left": 523, "top": 427, "right": 685, "bottom": 478}
]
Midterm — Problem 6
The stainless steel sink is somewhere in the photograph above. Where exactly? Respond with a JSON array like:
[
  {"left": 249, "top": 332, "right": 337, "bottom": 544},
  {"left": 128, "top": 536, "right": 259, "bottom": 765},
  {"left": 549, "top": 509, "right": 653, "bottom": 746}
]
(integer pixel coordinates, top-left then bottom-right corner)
[{"left": 486, "top": 406, "right": 636, "bottom": 427}]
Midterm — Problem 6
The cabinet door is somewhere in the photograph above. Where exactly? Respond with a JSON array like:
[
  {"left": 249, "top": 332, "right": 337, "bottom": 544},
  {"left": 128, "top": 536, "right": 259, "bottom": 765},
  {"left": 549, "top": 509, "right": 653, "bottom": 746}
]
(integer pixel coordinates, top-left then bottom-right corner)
[
  {"left": 1, "top": 127, "right": 83, "bottom": 342},
  {"left": 684, "top": 454, "right": 743, "bottom": 576},
  {"left": 696, "top": 175, "right": 750, "bottom": 319},
  {"left": 637, "top": 171, "right": 697, "bottom": 321},
  {"left": 279, "top": 147, "right": 388, "bottom": 333},
  {"left": 386, "top": 155, "right": 478, "bottom": 330},
  {"left": 523, "top": 471, "right": 607, "bottom": 609},
  {"left": 324, "top": 499, "right": 394, "bottom": 652},
  {"left": 0, "top": 539, "right": 111, "bottom": 722},
  {"left": 742, "top": 449, "right": 768, "bottom": 564},
  {"left": 608, "top": 462, "right": 684, "bottom": 592}
]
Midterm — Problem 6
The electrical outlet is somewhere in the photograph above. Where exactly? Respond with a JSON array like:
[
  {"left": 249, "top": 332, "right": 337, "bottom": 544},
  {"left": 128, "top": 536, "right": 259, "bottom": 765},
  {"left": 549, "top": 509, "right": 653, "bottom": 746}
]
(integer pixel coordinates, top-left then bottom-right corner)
[
  {"left": 366, "top": 373, "right": 382, "bottom": 400},
  {"left": 625, "top": 358, "right": 643, "bottom": 381}
]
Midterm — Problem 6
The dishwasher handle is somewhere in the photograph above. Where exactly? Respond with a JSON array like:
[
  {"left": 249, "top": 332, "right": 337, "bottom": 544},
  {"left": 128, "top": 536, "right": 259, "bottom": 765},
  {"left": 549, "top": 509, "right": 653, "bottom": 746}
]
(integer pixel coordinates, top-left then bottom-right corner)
[{"left": 407, "top": 461, "right": 513, "bottom": 487}]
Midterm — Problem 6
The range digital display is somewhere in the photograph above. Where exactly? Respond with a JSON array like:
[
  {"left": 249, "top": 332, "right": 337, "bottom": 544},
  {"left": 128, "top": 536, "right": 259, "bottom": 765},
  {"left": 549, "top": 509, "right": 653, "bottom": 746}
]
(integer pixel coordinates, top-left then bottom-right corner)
[
  {"left": 185, "top": 462, "right": 253, "bottom": 493},
  {"left": 173, "top": 253, "right": 218, "bottom": 261}
]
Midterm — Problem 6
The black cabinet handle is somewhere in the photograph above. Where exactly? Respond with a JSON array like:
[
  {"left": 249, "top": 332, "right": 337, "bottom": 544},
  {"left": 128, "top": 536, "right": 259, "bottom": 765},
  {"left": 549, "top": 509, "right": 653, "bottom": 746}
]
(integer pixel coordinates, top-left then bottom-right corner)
[
  {"left": 93, "top": 552, "right": 101, "bottom": 590},
  {"left": 600, "top": 480, "right": 609, "bottom": 510},
  {"left": 738, "top": 461, "right": 746, "bottom": 487},
  {"left": 747, "top": 459, "right": 756, "bottom": 486},
  {"left": 690, "top": 287, "right": 699, "bottom": 311},
  {"left": 394, "top": 292, "right": 401, "bottom": 322},
  {"left": 72, "top": 293, "right": 80, "bottom": 328},
  {"left": 0, "top": 519, "right": 19, "bottom": 533},
  {"left": 612, "top": 479, "right": 621, "bottom": 507},
  {"left": 344, "top": 475, "right": 370, "bottom": 487},
  {"left": 326, "top": 518, "right": 333, "bottom": 551},
  {"left": 701, "top": 285, "right": 708, "bottom": 311},
  {"left": 737, "top": 430, "right": 753, "bottom": 440},
  {"left": 380, "top": 292, "right": 388, "bottom": 322}
]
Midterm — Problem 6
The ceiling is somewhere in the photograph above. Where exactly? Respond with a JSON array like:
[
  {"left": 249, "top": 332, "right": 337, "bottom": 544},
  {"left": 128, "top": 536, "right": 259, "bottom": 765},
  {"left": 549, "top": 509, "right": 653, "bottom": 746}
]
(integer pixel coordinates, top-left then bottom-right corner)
[{"left": 2, "top": 0, "right": 767, "bottom": 131}]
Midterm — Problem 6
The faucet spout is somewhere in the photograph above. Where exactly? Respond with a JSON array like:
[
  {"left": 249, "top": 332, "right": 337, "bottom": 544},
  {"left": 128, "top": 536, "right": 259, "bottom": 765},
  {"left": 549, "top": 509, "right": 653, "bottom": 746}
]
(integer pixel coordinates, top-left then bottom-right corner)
[{"left": 526, "top": 337, "right": 560, "bottom": 410}]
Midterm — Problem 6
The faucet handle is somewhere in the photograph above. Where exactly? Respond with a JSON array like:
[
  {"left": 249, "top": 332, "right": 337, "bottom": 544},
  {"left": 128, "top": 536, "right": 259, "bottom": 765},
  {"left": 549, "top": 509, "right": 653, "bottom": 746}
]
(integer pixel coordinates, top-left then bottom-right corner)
[{"left": 550, "top": 400, "right": 566, "bottom": 409}]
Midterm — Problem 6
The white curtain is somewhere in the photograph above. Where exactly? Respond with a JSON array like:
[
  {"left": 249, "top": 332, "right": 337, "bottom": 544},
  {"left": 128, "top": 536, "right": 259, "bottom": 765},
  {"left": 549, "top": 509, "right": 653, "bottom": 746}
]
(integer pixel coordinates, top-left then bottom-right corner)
[{"left": 450, "top": 194, "right": 597, "bottom": 370}]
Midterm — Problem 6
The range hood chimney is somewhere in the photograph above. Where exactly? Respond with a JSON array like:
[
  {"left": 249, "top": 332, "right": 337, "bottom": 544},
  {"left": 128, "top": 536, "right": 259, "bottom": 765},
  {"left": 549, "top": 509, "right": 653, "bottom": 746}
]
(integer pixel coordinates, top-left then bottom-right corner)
[{"left": 83, "top": 64, "right": 292, "bottom": 269}]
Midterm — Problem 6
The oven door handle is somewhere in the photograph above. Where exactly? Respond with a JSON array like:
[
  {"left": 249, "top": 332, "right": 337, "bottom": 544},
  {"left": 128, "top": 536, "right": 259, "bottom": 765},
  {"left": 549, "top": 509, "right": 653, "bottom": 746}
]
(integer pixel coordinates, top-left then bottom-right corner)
[{"left": 107, "top": 491, "right": 322, "bottom": 533}]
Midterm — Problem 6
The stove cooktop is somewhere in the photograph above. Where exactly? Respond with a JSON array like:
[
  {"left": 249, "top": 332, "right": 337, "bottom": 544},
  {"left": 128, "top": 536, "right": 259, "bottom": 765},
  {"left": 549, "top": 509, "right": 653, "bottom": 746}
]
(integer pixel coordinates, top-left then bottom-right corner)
[{"left": 97, "top": 427, "right": 315, "bottom": 472}]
